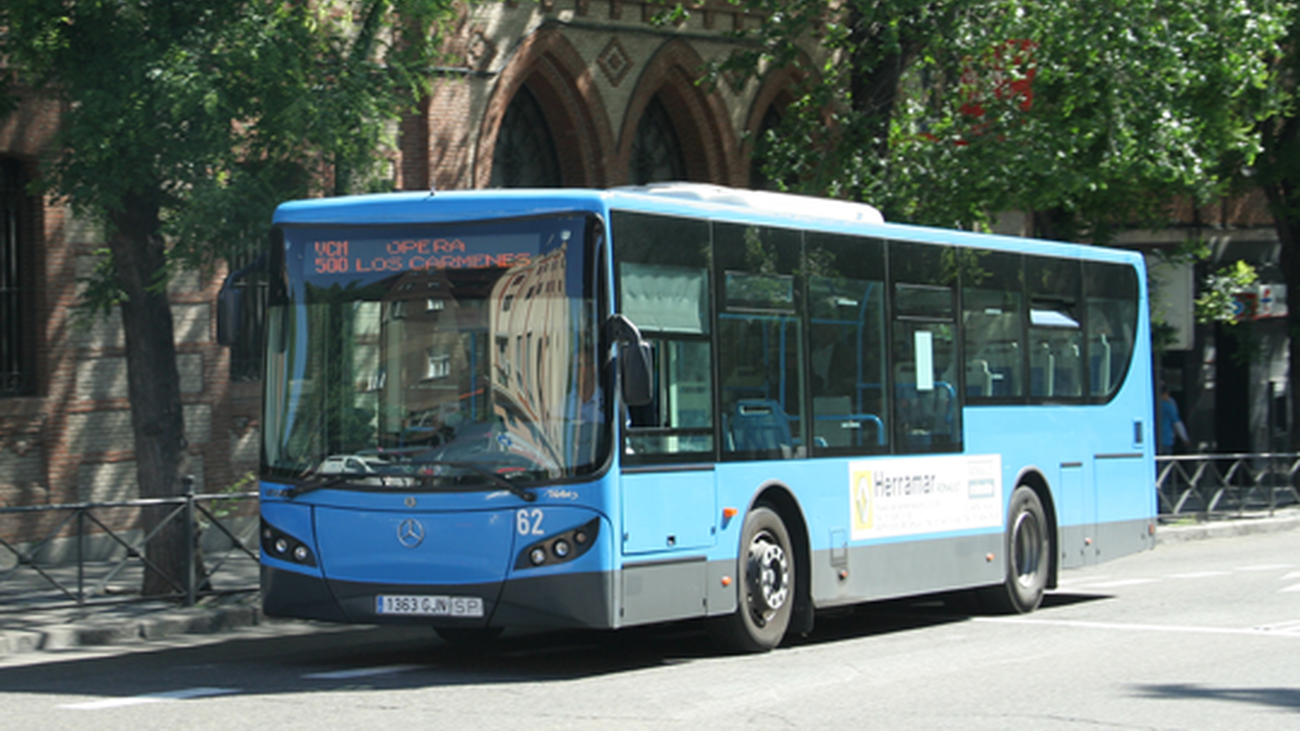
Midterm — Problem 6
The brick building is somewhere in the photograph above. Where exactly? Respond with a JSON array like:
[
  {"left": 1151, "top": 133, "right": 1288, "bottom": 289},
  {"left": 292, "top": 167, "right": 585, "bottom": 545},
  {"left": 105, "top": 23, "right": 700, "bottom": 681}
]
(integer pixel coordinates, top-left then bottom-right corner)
[
  {"left": 1, "top": 0, "right": 1288, "bottom": 510},
  {"left": 0, "top": 1, "right": 805, "bottom": 508},
  {"left": 0, "top": 83, "right": 262, "bottom": 510}
]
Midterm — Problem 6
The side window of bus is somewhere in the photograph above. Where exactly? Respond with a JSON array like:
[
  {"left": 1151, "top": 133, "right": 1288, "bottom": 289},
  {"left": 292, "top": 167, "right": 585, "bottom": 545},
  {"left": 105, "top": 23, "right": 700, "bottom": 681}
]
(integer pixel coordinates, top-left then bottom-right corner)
[
  {"left": 806, "top": 232, "right": 889, "bottom": 455},
  {"left": 962, "top": 250, "right": 1025, "bottom": 400},
  {"left": 611, "top": 211, "right": 715, "bottom": 461},
  {"left": 890, "top": 240, "right": 961, "bottom": 452},
  {"left": 1027, "top": 256, "right": 1084, "bottom": 400},
  {"left": 715, "top": 223, "right": 806, "bottom": 460},
  {"left": 1085, "top": 261, "right": 1139, "bottom": 400}
]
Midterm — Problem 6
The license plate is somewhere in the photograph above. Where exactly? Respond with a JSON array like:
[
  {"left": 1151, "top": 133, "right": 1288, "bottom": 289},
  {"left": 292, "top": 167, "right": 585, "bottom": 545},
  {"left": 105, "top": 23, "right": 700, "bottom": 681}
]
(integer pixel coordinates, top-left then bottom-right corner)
[{"left": 375, "top": 594, "right": 485, "bottom": 617}]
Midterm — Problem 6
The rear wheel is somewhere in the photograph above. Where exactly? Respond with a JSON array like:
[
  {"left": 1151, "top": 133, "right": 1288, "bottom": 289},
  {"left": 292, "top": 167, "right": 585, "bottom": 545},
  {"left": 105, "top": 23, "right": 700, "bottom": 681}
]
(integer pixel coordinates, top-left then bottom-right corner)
[
  {"left": 980, "top": 485, "right": 1050, "bottom": 613},
  {"left": 708, "top": 506, "right": 794, "bottom": 653}
]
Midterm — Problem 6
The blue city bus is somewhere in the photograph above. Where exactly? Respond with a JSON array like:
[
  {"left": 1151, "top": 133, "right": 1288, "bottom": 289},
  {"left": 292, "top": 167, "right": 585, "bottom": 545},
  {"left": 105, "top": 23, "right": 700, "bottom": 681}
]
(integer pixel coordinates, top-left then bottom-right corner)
[{"left": 222, "top": 184, "right": 1155, "bottom": 652}]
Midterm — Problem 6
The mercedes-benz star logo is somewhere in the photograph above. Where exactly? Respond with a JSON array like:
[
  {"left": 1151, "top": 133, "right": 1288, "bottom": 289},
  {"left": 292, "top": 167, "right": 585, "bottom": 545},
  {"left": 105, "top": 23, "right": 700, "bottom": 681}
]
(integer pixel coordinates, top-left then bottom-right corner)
[{"left": 397, "top": 518, "right": 425, "bottom": 549}]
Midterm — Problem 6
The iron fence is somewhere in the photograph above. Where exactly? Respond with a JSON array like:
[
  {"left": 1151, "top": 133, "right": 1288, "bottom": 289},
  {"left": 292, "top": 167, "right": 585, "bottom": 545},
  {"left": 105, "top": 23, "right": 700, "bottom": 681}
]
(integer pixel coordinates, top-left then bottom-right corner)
[
  {"left": 3, "top": 453, "right": 1297, "bottom": 612},
  {"left": 0, "top": 486, "right": 259, "bottom": 612},
  {"left": 1157, "top": 452, "right": 1300, "bottom": 518}
]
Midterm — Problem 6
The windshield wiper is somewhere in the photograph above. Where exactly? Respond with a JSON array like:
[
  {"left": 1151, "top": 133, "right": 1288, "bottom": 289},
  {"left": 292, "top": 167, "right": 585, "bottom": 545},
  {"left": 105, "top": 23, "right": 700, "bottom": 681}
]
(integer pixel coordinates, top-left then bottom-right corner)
[
  {"left": 284, "top": 473, "right": 410, "bottom": 499},
  {"left": 411, "top": 459, "right": 537, "bottom": 503},
  {"left": 283, "top": 460, "right": 537, "bottom": 502}
]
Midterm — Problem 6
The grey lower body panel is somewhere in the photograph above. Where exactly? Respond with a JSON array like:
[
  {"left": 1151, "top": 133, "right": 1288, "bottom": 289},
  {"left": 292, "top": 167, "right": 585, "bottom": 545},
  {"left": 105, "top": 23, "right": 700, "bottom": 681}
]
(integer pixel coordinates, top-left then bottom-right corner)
[
  {"left": 262, "top": 565, "right": 351, "bottom": 623},
  {"left": 1060, "top": 517, "right": 1155, "bottom": 568},
  {"left": 494, "top": 570, "right": 616, "bottom": 628},
  {"left": 265, "top": 519, "right": 1156, "bottom": 632},
  {"left": 810, "top": 532, "right": 1005, "bottom": 608},
  {"left": 1097, "top": 518, "right": 1156, "bottom": 558},
  {"left": 261, "top": 564, "right": 616, "bottom": 629},
  {"left": 618, "top": 556, "right": 711, "bottom": 626}
]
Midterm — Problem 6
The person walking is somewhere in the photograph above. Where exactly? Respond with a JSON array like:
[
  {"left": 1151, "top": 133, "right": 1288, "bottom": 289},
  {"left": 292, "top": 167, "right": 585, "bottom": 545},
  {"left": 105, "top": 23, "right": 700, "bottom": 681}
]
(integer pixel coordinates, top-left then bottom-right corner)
[{"left": 1157, "top": 387, "right": 1190, "bottom": 455}]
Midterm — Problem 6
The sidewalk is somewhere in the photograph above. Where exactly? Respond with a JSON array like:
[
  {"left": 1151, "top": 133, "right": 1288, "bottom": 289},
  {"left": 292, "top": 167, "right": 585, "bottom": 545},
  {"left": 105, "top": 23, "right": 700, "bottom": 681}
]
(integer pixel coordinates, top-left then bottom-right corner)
[
  {"left": 1155, "top": 506, "right": 1300, "bottom": 544},
  {"left": 3, "top": 509, "right": 1299, "bottom": 658},
  {"left": 0, "top": 555, "right": 265, "bottom": 657},
  {"left": 0, "top": 591, "right": 264, "bottom": 656}
]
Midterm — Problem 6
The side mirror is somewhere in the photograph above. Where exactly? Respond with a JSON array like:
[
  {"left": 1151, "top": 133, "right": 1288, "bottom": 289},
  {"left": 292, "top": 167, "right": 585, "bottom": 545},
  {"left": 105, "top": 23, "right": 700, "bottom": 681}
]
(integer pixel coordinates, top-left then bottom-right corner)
[
  {"left": 216, "top": 276, "right": 243, "bottom": 346},
  {"left": 606, "top": 314, "right": 653, "bottom": 407},
  {"left": 216, "top": 253, "right": 267, "bottom": 347},
  {"left": 619, "top": 340, "right": 654, "bottom": 407}
]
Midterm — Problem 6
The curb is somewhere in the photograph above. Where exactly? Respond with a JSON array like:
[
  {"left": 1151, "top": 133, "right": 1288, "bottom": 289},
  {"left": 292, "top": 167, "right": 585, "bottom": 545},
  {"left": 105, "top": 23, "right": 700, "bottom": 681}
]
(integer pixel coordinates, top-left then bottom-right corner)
[
  {"left": 4, "top": 511, "right": 1299, "bottom": 658},
  {"left": 1156, "top": 509, "right": 1300, "bottom": 544},
  {"left": 0, "top": 596, "right": 264, "bottom": 658}
]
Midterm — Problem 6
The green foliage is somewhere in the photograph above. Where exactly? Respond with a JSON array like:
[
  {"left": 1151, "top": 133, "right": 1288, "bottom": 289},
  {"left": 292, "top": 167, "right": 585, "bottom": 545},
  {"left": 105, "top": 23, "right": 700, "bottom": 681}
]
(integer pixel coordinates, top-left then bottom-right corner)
[
  {"left": 0, "top": 0, "right": 458, "bottom": 307},
  {"left": 717, "top": 0, "right": 1290, "bottom": 240},
  {"left": 1255, "top": 11, "right": 1300, "bottom": 233},
  {"left": 1195, "top": 259, "right": 1259, "bottom": 324},
  {"left": 202, "top": 471, "right": 259, "bottom": 526}
]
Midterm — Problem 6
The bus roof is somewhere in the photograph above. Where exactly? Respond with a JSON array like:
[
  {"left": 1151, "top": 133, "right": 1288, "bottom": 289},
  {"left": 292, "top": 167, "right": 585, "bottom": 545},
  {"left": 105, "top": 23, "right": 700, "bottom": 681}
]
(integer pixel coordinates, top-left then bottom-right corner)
[{"left": 272, "top": 185, "right": 1141, "bottom": 266}]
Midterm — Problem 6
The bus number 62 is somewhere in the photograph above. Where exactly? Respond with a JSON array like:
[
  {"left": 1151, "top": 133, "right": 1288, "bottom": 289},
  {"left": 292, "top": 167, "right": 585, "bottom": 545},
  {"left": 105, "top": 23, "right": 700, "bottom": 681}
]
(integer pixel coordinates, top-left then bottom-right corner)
[{"left": 517, "top": 508, "right": 544, "bottom": 536}]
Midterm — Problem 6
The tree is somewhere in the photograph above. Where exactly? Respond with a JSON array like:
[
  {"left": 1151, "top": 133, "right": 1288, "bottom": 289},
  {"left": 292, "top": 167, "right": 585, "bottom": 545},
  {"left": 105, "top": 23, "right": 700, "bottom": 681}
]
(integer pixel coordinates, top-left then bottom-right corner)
[
  {"left": 717, "top": 0, "right": 1283, "bottom": 241},
  {"left": 0, "top": 0, "right": 456, "bottom": 594},
  {"left": 1253, "top": 10, "right": 1300, "bottom": 450}
]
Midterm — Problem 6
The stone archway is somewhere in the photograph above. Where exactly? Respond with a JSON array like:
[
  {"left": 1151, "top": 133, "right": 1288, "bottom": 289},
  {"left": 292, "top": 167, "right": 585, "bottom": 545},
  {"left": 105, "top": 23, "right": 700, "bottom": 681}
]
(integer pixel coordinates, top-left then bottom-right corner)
[
  {"left": 616, "top": 39, "right": 740, "bottom": 187},
  {"left": 476, "top": 28, "right": 615, "bottom": 189},
  {"left": 743, "top": 64, "right": 808, "bottom": 190}
]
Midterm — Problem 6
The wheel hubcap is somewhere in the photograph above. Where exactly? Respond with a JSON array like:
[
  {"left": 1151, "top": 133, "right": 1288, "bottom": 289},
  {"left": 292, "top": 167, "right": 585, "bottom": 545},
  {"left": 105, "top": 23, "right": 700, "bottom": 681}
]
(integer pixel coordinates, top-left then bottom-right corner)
[
  {"left": 1012, "top": 510, "right": 1043, "bottom": 588},
  {"left": 747, "top": 531, "right": 790, "bottom": 624}
]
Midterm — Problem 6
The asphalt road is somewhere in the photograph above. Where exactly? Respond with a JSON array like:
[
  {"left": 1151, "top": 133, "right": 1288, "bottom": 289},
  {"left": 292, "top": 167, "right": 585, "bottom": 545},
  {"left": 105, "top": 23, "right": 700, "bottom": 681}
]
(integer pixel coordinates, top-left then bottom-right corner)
[{"left": 1, "top": 527, "right": 1297, "bottom": 730}]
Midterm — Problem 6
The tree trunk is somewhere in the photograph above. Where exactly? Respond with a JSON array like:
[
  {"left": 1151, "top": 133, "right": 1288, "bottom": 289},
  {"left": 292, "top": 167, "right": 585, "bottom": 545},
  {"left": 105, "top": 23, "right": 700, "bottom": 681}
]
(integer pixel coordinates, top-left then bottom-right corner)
[
  {"left": 1258, "top": 168, "right": 1300, "bottom": 451},
  {"left": 847, "top": 9, "right": 920, "bottom": 160},
  {"left": 1257, "top": 37, "right": 1300, "bottom": 451},
  {"left": 1272, "top": 209, "right": 1300, "bottom": 452},
  {"left": 106, "top": 193, "right": 190, "bottom": 596}
]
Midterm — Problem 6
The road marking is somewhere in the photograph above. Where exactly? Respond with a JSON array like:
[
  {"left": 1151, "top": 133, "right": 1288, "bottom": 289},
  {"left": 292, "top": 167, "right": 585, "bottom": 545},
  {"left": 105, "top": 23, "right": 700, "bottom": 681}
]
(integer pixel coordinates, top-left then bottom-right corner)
[
  {"left": 1281, "top": 571, "right": 1300, "bottom": 580},
  {"left": 1239, "top": 564, "right": 1294, "bottom": 572},
  {"left": 975, "top": 616, "right": 1300, "bottom": 639},
  {"left": 302, "top": 664, "right": 423, "bottom": 680},
  {"left": 1056, "top": 575, "right": 1112, "bottom": 587},
  {"left": 59, "top": 687, "right": 240, "bottom": 710},
  {"left": 1167, "top": 571, "right": 1229, "bottom": 579},
  {"left": 1078, "top": 578, "right": 1161, "bottom": 589},
  {"left": 1254, "top": 620, "right": 1300, "bottom": 635},
  {"left": 1281, "top": 584, "right": 1300, "bottom": 593}
]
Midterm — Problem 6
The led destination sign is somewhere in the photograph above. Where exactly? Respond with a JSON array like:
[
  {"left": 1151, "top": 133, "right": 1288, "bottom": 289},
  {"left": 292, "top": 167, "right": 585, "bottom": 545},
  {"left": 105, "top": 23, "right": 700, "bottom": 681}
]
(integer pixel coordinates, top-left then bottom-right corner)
[{"left": 311, "top": 237, "right": 535, "bottom": 275}]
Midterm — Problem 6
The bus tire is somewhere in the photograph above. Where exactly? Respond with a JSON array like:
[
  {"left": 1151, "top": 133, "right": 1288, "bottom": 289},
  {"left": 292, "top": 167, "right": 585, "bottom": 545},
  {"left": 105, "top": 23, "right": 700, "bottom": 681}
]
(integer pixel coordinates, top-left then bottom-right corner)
[
  {"left": 709, "top": 506, "right": 794, "bottom": 653},
  {"left": 980, "top": 485, "right": 1049, "bottom": 614}
]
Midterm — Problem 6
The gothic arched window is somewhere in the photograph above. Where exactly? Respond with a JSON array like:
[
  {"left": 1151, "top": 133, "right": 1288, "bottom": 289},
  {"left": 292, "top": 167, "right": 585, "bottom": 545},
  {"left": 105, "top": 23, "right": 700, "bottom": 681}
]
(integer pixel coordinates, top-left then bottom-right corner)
[
  {"left": 750, "top": 104, "right": 784, "bottom": 190},
  {"left": 631, "top": 95, "right": 686, "bottom": 185},
  {"left": 491, "top": 86, "right": 562, "bottom": 188}
]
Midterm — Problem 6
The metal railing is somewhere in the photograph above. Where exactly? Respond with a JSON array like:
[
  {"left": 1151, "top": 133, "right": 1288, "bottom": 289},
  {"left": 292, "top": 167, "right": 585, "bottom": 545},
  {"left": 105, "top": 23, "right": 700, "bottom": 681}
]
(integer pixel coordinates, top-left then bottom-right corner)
[
  {"left": 3, "top": 453, "right": 1296, "bottom": 612},
  {"left": 1157, "top": 452, "right": 1300, "bottom": 518},
  {"left": 0, "top": 485, "right": 259, "bottom": 612}
]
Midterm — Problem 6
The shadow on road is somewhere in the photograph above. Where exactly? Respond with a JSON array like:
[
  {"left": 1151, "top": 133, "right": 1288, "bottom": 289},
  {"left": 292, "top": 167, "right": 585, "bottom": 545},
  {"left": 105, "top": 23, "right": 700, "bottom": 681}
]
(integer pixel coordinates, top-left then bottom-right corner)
[
  {"left": 0, "top": 589, "right": 1114, "bottom": 702},
  {"left": 1131, "top": 682, "right": 1300, "bottom": 712}
]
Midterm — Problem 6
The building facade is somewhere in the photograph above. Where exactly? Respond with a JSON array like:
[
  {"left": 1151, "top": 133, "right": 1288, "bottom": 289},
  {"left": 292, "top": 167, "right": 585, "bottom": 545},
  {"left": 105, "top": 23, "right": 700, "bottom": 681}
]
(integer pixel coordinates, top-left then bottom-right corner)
[
  {"left": 0, "top": 1, "right": 808, "bottom": 508},
  {"left": 1, "top": 0, "right": 1288, "bottom": 512}
]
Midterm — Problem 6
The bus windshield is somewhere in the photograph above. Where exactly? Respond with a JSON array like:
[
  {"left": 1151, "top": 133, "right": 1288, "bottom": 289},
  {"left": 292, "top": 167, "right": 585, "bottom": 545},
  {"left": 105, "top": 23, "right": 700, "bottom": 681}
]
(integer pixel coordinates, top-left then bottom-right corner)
[{"left": 262, "top": 214, "right": 607, "bottom": 490}]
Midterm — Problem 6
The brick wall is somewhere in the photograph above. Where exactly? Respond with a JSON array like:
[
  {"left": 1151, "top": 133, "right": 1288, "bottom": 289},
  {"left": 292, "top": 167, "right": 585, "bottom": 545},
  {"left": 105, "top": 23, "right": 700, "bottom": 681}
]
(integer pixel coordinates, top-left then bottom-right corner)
[
  {"left": 1, "top": 86, "right": 260, "bottom": 524},
  {"left": 3, "top": 0, "right": 1286, "bottom": 522}
]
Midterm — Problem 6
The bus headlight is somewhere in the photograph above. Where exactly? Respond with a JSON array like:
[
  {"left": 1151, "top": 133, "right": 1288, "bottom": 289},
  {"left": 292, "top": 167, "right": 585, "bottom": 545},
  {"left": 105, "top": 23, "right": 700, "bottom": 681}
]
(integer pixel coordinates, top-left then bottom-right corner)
[
  {"left": 515, "top": 517, "right": 600, "bottom": 570},
  {"left": 261, "top": 519, "right": 318, "bottom": 567}
]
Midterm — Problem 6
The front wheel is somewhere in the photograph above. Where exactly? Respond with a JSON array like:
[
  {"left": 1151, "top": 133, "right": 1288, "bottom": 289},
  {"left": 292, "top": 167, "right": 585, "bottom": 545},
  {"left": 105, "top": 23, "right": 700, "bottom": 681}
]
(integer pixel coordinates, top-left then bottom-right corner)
[
  {"left": 980, "top": 485, "right": 1050, "bottom": 613},
  {"left": 708, "top": 506, "right": 794, "bottom": 653}
]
